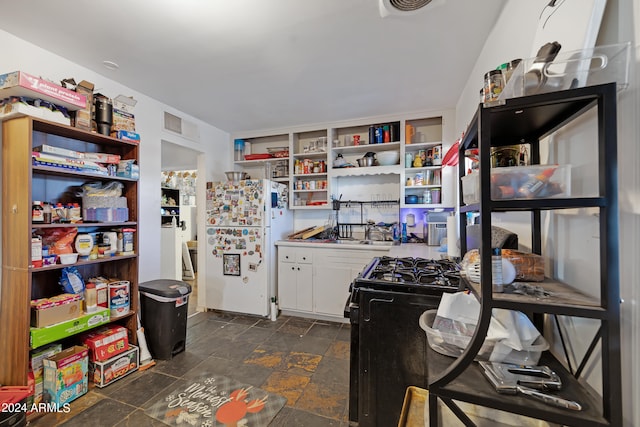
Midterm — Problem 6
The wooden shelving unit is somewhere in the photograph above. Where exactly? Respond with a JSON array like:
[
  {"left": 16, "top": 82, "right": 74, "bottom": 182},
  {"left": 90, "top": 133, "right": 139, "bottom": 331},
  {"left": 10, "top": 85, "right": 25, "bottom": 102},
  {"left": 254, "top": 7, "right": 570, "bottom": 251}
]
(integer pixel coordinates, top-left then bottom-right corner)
[{"left": 0, "top": 116, "right": 140, "bottom": 386}]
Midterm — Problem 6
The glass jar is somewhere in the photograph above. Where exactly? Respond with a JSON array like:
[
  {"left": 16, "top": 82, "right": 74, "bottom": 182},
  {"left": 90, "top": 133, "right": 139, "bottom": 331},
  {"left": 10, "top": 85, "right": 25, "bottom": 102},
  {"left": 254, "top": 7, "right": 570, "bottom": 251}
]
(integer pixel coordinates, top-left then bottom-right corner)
[{"left": 484, "top": 69, "right": 505, "bottom": 103}]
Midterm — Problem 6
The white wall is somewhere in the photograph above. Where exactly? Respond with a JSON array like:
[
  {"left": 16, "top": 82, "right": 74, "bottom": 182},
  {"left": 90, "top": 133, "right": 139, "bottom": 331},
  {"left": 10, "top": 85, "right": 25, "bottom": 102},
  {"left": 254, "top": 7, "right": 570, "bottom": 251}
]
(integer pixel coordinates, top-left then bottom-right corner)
[
  {"left": 0, "top": 29, "right": 230, "bottom": 284},
  {"left": 455, "top": 1, "right": 639, "bottom": 425}
]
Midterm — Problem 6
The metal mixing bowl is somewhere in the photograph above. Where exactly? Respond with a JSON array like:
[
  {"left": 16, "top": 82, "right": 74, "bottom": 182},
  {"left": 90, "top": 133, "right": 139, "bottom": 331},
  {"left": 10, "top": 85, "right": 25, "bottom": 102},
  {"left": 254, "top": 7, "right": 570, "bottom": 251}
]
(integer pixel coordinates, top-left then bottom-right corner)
[
  {"left": 357, "top": 157, "right": 375, "bottom": 167},
  {"left": 225, "top": 171, "right": 249, "bottom": 181}
]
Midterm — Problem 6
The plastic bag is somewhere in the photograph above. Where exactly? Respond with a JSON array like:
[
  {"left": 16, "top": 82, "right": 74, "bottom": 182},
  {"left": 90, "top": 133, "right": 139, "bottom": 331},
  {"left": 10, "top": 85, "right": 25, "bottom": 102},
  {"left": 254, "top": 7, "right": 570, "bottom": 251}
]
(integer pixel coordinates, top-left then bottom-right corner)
[
  {"left": 59, "top": 266, "right": 85, "bottom": 294},
  {"left": 80, "top": 181, "right": 123, "bottom": 197},
  {"left": 423, "top": 292, "right": 548, "bottom": 365},
  {"left": 37, "top": 227, "right": 78, "bottom": 254},
  {"left": 461, "top": 248, "right": 544, "bottom": 282}
]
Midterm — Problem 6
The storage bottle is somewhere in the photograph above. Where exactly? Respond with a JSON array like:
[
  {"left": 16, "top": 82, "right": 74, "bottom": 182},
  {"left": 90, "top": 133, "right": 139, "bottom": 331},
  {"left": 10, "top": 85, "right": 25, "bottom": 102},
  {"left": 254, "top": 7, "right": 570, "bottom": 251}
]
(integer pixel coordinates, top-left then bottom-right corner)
[{"left": 85, "top": 282, "right": 97, "bottom": 313}]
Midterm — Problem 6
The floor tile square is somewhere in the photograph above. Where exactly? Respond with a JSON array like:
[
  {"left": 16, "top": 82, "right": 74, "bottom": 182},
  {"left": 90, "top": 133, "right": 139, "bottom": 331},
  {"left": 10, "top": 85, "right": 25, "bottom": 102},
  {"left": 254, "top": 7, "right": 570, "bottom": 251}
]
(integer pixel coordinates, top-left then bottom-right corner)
[
  {"left": 244, "top": 346, "right": 287, "bottom": 369},
  {"left": 325, "top": 340, "right": 350, "bottom": 360},
  {"left": 261, "top": 371, "right": 311, "bottom": 406},
  {"left": 294, "top": 381, "right": 348, "bottom": 420},
  {"left": 284, "top": 351, "right": 323, "bottom": 376}
]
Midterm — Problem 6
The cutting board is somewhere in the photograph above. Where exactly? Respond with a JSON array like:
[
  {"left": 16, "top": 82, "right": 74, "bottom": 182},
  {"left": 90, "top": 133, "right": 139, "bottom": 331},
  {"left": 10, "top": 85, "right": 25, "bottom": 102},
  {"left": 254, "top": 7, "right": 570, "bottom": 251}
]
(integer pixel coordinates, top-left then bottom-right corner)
[
  {"left": 287, "top": 226, "right": 316, "bottom": 239},
  {"left": 301, "top": 225, "right": 326, "bottom": 239}
]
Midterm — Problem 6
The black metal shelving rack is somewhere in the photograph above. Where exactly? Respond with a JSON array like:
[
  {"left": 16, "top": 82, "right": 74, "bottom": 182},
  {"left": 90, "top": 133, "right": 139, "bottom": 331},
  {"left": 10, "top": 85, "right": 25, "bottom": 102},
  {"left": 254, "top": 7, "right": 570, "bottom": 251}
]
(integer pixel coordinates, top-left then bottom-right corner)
[{"left": 426, "top": 83, "right": 621, "bottom": 427}]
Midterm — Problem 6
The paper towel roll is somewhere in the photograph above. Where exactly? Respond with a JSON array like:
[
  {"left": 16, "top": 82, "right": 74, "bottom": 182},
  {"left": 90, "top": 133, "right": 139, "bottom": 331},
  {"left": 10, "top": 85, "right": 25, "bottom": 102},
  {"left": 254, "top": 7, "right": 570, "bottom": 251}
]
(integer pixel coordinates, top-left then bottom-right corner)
[{"left": 447, "top": 215, "right": 460, "bottom": 258}]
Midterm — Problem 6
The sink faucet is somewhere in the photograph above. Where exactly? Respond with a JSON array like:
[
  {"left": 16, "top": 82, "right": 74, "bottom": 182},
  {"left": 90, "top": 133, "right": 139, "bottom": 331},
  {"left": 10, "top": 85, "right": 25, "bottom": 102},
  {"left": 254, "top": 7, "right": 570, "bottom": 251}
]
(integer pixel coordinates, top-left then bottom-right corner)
[{"left": 364, "top": 223, "right": 373, "bottom": 241}]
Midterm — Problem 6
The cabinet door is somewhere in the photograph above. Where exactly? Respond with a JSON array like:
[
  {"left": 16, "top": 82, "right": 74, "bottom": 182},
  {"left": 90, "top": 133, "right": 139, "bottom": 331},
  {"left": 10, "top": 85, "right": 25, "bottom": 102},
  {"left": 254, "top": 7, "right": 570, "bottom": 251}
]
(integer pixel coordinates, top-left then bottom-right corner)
[
  {"left": 278, "top": 261, "right": 298, "bottom": 310},
  {"left": 296, "top": 264, "right": 313, "bottom": 312},
  {"left": 278, "top": 261, "right": 313, "bottom": 312},
  {"left": 313, "top": 264, "right": 353, "bottom": 317}
]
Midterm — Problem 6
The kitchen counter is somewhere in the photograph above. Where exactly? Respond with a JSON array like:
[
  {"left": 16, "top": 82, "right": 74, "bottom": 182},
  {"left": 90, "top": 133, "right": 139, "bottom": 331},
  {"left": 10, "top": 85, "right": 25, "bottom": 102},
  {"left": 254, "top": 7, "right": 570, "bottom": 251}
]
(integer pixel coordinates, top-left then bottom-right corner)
[
  {"left": 276, "top": 240, "right": 446, "bottom": 259},
  {"left": 275, "top": 239, "right": 392, "bottom": 252}
]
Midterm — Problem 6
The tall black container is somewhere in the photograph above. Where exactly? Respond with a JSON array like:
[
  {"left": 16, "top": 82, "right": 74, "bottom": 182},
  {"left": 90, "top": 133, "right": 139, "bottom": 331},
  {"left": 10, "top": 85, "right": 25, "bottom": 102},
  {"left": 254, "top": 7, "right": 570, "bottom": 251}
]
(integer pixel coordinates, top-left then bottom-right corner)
[{"left": 138, "top": 280, "right": 191, "bottom": 360}]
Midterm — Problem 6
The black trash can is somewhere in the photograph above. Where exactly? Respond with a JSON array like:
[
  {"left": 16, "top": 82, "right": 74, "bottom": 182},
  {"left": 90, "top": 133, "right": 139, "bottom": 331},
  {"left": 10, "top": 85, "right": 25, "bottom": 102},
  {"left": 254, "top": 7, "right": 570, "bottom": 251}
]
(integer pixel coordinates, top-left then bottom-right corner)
[{"left": 138, "top": 279, "right": 192, "bottom": 360}]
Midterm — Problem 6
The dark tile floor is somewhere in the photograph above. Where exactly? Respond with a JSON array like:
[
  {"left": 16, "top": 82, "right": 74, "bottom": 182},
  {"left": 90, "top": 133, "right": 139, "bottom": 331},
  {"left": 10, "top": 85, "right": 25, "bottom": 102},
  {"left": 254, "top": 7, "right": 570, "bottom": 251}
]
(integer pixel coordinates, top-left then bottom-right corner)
[{"left": 29, "top": 310, "right": 351, "bottom": 427}]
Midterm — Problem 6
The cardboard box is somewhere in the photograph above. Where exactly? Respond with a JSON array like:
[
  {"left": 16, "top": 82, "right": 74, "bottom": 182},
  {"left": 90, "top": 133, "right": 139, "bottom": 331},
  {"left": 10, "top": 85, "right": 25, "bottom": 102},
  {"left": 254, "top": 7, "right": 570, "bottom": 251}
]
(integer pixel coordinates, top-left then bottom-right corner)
[
  {"left": 83, "top": 152, "right": 121, "bottom": 164},
  {"left": 30, "top": 307, "right": 110, "bottom": 349},
  {"left": 72, "top": 80, "right": 94, "bottom": 131},
  {"left": 0, "top": 71, "right": 86, "bottom": 109},
  {"left": 43, "top": 346, "right": 88, "bottom": 406},
  {"left": 30, "top": 296, "right": 82, "bottom": 328},
  {"left": 81, "top": 325, "right": 129, "bottom": 362},
  {"left": 89, "top": 345, "right": 139, "bottom": 388},
  {"left": 116, "top": 160, "right": 139, "bottom": 180},
  {"left": 111, "top": 108, "right": 135, "bottom": 132},
  {"left": 33, "top": 144, "right": 83, "bottom": 159},
  {"left": 113, "top": 130, "right": 140, "bottom": 143},
  {"left": 0, "top": 99, "right": 71, "bottom": 125},
  {"left": 30, "top": 344, "right": 63, "bottom": 379},
  {"left": 113, "top": 95, "right": 137, "bottom": 114}
]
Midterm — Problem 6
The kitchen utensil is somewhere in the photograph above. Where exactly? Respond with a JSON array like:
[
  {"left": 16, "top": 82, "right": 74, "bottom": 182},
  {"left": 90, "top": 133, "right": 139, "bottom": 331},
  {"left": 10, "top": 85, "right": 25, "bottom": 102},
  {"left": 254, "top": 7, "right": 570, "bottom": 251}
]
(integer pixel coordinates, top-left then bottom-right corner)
[
  {"left": 524, "top": 41, "right": 563, "bottom": 94},
  {"left": 479, "top": 361, "right": 581, "bottom": 411},
  {"left": 224, "top": 171, "right": 248, "bottom": 181},
  {"left": 363, "top": 151, "right": 376, "bottom": 158},
  {"left": 376, "top": 151, "right": 400, "bottom": 166},
  {"left": 357, "top": 156, "right": 375, "bottom": 167}
]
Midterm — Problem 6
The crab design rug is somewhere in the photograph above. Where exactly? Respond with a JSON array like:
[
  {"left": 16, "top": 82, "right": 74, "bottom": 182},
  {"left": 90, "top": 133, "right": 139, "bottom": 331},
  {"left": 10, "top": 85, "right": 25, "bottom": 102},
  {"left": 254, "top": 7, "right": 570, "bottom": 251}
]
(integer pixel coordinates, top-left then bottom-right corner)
[{"left": 145, "top": 374, "right": 286, "bottom": 426}]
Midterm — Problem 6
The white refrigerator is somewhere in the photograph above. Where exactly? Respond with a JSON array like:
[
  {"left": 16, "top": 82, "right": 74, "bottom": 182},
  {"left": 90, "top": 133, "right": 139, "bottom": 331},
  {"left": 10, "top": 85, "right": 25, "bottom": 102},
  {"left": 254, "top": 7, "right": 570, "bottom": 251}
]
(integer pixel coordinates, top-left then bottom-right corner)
[{"left": 204, "top": 179, "right": 293, "bottom": 317}]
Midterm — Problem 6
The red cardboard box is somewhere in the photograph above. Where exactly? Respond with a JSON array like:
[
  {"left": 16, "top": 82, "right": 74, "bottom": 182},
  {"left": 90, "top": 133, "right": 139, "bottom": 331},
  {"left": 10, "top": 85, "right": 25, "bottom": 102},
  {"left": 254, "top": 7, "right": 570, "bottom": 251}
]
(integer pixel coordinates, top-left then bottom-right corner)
[
  {"left": 0, "top": 71, "right": 86, "bottom": 109},
  {"left": 80, "top": 325, "right": 129, "bottom": 362},
  {"left": 89, "top": 345, "right": 138, "bottom": 388}
]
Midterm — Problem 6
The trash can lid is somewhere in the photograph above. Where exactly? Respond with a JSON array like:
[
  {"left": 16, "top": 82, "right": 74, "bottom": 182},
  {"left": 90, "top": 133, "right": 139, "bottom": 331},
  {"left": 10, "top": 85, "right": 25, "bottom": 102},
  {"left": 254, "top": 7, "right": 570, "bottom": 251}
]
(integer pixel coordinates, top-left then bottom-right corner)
[{"left": 139, "top": 279, "right": 191, "bottom": 298}]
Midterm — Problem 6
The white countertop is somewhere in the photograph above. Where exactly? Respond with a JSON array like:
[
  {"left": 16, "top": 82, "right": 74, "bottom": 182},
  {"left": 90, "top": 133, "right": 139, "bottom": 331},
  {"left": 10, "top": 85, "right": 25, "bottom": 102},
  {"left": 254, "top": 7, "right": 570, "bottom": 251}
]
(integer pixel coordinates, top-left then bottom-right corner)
[
  {"left": 275, "top": 240, "right": 448, "bottom": 258},
  {"left": 275, "top": 239, "right": 391, "bottom": 251}
]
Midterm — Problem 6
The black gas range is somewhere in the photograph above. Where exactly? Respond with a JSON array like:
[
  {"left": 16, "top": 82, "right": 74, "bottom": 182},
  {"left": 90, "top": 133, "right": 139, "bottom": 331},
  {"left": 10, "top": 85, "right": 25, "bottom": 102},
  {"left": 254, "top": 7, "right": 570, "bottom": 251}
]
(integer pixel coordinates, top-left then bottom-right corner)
[{"left": 346, "top": 256, "right": 461, "bottom": 427}]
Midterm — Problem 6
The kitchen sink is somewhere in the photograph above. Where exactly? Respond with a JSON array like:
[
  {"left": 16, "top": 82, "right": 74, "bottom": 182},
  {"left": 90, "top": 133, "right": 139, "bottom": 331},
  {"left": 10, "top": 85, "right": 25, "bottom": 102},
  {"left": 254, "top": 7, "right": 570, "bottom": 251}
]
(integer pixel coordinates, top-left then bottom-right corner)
[
  {"left": 358, "top": 240, "right": 397, "bottom": 246},
  {"left": 329, "top": 239, "right": 398, "bottom": 246}
]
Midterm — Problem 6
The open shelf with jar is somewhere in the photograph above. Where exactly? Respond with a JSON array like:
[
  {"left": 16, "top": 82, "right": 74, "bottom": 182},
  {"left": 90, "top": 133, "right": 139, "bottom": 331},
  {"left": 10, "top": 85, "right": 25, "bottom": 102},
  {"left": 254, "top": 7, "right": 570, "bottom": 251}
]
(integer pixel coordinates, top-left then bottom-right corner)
[
  {"left": 233, "top": 133, "right": 290, "bottom": 166},
  {"left": 291, "top": 129, "right": 330, "bottom": 208},
  {"left": 401, "top": 115, "right": 447, "bottom": 207}
]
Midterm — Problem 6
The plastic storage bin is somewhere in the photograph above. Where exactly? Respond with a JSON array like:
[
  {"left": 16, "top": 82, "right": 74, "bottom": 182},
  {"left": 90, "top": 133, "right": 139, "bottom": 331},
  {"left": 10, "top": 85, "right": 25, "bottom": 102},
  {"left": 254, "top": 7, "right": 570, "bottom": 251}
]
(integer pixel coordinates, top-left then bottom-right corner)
[
  {"left": 419, "top": 310, "right": 548, "bottom": 366},
  {"left": 498, "top": 42, "right": 631, "bottom": 101},
  {"left": 462, "top": 164, "right": 571, "bottom": 205},
  {"left": 138, "top": 280, "right": 191, "bottom": 360}
]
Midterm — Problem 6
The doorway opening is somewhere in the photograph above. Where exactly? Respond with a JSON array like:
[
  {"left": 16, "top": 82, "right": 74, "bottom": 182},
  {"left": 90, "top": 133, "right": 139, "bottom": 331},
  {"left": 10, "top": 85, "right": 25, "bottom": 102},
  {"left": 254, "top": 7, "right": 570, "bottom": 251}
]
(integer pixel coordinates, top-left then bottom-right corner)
[{"left": 161, "top": 140, "right": 201, "bottom": 315}]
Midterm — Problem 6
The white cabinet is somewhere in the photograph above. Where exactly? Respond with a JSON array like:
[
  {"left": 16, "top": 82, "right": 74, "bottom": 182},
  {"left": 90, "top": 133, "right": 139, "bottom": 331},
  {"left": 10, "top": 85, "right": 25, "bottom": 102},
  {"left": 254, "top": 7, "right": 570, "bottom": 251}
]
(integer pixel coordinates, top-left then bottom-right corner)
[
  {"left": 277, "top": 244, "right": 384, "bottom": 320},
  {"left": 313, "top": 249, "right": 377, "bottom": 317},
  {"left": 277, "top": 247, "right": 313, "bottom": 312}
]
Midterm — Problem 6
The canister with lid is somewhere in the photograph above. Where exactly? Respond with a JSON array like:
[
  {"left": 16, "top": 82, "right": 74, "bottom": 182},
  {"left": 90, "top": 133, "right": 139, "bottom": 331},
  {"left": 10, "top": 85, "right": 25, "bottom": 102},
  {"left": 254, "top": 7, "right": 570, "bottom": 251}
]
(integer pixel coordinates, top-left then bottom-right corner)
[{"left": 484, "top": 69, "right": 505, "bottom": 103}]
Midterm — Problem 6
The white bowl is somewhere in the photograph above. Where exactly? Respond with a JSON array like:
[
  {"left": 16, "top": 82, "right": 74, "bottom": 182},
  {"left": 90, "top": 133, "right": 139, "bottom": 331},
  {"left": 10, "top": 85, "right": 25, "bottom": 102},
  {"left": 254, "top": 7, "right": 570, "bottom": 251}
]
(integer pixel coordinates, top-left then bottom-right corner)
[
  {"left": 376, "top": 151, "right": 400, "bottom": 166},
  {"left": 59, "top": 253, "right": 79, "bottom": 265}
]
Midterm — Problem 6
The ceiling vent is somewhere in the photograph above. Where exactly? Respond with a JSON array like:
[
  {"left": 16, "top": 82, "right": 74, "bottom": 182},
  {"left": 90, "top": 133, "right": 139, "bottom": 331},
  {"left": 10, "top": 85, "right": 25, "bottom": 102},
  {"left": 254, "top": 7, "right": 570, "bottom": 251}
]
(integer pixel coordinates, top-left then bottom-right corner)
[
  {"left": 379, "top": 0, "right": 444, "bottom": 18},
  {"left": 163, "top": 111, "right": 200, "bottom": 142}
]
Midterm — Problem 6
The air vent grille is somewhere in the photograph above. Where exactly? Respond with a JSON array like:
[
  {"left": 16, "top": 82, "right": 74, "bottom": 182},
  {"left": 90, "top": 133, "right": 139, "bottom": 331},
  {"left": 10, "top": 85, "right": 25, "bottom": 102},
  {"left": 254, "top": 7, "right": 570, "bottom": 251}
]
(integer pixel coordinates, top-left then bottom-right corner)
[
  {"left": 388, "top": 0, "right": 432, "bottom": 12},
  {"left": 164, "top": 112, "right": 182, "bottom": 134}
]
